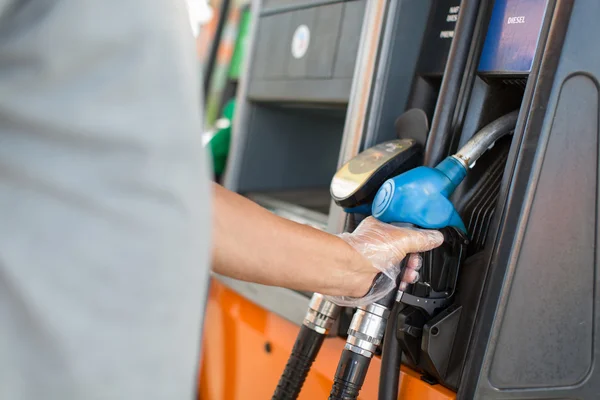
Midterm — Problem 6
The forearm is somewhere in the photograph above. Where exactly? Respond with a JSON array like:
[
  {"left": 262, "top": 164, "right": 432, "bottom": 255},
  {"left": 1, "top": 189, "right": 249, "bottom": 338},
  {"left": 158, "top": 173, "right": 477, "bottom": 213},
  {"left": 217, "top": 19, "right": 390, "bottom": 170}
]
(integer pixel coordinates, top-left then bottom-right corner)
[{"left": 211, "top": 183, "right": 369, "bottom": 297}]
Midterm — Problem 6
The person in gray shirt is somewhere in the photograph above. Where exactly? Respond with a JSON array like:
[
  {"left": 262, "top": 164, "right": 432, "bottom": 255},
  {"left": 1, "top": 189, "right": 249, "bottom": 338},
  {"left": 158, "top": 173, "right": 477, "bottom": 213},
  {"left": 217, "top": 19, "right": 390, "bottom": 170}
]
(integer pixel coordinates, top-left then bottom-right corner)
[{"left": 0, "top": 1, "right": 443, "bottom": 398}]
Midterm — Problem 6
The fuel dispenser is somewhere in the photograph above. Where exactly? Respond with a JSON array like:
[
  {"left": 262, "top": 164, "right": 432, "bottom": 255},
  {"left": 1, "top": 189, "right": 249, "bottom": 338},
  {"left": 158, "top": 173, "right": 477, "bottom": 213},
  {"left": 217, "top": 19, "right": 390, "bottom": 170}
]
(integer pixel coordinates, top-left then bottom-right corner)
[
  {"left": 290, "top": 110, "right": 514, "bottom": 400},
  {"left": 271, "top": 0, "right": 466, "bottom": 397},
  {"left": 273, "top": 0, "right": 600, "bottom": 398},
  {"left": 203, "top": 0, "right": 600, "bottom": 399}
]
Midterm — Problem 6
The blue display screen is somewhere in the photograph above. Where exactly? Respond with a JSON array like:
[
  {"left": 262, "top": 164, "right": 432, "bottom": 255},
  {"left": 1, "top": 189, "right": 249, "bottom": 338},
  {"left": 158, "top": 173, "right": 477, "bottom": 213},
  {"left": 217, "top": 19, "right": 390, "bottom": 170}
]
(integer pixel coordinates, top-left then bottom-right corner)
[{"left": 478, "top": 0, "right": 548, "bottom": 75}]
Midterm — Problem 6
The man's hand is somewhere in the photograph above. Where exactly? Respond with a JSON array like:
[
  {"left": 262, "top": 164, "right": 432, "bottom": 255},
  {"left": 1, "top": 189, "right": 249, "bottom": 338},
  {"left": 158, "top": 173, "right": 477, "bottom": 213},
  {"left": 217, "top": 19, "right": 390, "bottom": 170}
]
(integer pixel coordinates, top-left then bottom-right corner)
[
  {"left": 329, "top": 217, "right": 444, "bottom": 306},
  {"left": 212, "top": 185, "right": 444, "bottom": 303}
]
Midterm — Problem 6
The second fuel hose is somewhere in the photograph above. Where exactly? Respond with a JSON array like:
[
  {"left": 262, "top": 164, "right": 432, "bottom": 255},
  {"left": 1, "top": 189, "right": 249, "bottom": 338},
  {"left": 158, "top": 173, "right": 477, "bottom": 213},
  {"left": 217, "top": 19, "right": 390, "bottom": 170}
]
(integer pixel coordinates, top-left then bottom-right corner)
[
  {"left": 328, "top": 286, "right": 397, "bottom": 400},
  {"left": 272, "top": 325, "right": 326, "bottom": 399},
  {"left": 329, "top": 350, "right": 371, "bottom": 400},
  {"left": 377, "top": 301, "right": 403, "bottom": 400},
  {"left": 272, "top": 294, "right": 340, "bottom": 400}
]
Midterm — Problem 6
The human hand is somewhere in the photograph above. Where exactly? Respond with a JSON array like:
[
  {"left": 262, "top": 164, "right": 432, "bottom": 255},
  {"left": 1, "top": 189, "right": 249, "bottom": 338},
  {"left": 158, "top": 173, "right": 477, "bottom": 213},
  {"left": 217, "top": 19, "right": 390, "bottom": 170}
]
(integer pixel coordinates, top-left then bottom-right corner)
[{"left": 327, "top": 216, "right": 444, "bottom": 307}]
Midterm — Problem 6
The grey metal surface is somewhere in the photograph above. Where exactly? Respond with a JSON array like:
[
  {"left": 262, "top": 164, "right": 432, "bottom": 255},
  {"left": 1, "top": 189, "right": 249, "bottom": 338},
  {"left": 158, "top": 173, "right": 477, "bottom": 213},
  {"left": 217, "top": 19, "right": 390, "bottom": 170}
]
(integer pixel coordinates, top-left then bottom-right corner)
[
  {"left": 306, "top": 3, "right": 343, "bottom": 78},
  {"left": 236, "top": 108, "right": 345, "bottom": 193},
  {"left": 250, "top": 189, "right": 332, "bottom": 215},
  {"left": 248, "top": 1, "right": 364, "bottom": 103},
  {"left": 327, "top": 0, "right": 391, "bottom": 234},
  {"left": 287, "top": 7, "right": 315, "bottom": 78},
  {"left": 214, "top": 274, "right": 311, "bottom": 326},
  {"left": 333, "top": 1, "right": 366, "bottom": 79},
  {"left": 361, "top": 0, "right": 433, "bottom": 148},
  {"left": 248, "top": 193, "right": 328, "bottom": 230},
  {"left": 247, "top": 79, "right": 353, "bottom": 103},
  {"left": 262, "top": 0, "right": 342, "bottom": 15},
  {"left": 327, "top": 0, "right": 433, "bottom": 234},
  {"left": 226, "top": 0, "right": 350, "bottom": 193}
]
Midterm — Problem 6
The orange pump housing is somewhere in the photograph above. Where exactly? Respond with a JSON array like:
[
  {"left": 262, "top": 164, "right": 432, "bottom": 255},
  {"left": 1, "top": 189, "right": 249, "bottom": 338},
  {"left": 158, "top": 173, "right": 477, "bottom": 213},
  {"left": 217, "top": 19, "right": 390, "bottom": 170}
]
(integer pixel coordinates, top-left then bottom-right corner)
[{"left": 199, "top": 279, "right": 456, "bottom": 400}]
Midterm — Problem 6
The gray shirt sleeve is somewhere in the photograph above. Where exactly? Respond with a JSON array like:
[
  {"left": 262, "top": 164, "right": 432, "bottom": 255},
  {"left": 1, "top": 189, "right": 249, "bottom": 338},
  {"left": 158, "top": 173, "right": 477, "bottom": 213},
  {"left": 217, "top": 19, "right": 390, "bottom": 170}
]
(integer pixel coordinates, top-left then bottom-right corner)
[{"left": 0, "top": 1, "right": 212, "bottom": 399}]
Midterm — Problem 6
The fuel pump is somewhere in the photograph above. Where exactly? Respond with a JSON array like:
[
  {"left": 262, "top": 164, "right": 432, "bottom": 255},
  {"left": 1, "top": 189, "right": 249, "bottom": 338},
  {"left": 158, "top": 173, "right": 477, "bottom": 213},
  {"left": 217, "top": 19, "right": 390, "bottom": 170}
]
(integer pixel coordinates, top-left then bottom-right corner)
[
  {"left": 327, "top": 110, "right": 519, "bottom": 400},
  {"left": 273, "top": 0, "right": 478, "bottom": 395},
  {"left": 376, "top": 111, "right": 518, "bottom": 399}
]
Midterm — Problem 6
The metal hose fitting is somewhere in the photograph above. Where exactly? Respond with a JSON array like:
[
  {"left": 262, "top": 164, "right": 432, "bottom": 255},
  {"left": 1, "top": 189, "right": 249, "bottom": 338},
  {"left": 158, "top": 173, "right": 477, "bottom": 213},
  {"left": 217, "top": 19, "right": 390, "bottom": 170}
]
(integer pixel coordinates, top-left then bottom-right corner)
[
  {"left": 345, "top": 303, "right": 390, "bottom": 357},
  {"left": 303, "top": 294, "right": 341, "bottom": 334}
]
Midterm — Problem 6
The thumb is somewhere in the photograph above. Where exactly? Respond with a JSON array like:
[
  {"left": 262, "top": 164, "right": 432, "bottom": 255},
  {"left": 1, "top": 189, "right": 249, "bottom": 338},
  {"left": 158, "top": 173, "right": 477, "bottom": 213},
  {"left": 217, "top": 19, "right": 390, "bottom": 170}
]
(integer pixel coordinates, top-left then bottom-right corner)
[{"left": 395, "top": 228, "right": 444, "bottom": 254}]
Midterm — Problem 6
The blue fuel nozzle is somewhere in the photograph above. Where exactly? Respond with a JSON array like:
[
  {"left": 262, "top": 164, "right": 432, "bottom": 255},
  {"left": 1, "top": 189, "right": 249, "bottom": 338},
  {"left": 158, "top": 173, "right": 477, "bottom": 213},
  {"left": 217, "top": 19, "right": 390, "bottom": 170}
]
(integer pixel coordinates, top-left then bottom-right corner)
[
  {"left": 371, "top": 156, "right": 467, "bottom": 233},
  {"left": 343, "top": 203, "right": 372, "bottom": 215}
]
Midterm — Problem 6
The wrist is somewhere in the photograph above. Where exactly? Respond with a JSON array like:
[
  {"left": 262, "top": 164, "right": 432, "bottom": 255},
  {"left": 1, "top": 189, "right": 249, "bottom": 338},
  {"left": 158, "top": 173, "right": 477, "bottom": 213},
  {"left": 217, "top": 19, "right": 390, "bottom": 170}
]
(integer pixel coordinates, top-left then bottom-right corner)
[{"left": 329, "top": 236, "right": 375, "bottom": 298}]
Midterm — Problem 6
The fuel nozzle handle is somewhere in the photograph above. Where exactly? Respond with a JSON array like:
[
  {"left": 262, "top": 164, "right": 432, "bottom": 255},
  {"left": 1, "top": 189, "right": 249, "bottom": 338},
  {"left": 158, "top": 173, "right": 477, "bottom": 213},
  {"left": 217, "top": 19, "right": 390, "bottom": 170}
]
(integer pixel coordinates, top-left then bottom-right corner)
[
  {"left": 371, "top": 157, "right": 467, "bottom": 233},
  {"left": 371, "top": 110, "right": 520, "bottom": 233}
]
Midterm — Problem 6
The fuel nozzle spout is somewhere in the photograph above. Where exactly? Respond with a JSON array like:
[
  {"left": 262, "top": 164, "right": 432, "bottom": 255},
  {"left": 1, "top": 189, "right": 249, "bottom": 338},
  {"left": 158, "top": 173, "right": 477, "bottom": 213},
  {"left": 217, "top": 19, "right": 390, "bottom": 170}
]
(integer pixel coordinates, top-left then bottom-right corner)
[{"left": 372, "top": 110, "right": 519, "bottom": 234}]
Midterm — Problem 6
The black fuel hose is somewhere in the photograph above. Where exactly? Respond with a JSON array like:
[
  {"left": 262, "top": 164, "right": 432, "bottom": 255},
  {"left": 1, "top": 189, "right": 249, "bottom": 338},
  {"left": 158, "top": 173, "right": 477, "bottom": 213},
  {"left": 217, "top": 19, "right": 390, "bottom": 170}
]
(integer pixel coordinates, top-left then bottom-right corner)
[
  {"left": 272, "top": 325, "right": 326, "bottom": 400},
  {"left": 377, "top": 255, "right": 420, "bottom": 400},
  {"left": 329, "top": 350, "right": 371, "bottom": 400},
  {"left": 378, "top": 301, "right": 403, "bottom": 400},
  {"left": 328, "top": 289, "right": 398, "bottom": 400}
]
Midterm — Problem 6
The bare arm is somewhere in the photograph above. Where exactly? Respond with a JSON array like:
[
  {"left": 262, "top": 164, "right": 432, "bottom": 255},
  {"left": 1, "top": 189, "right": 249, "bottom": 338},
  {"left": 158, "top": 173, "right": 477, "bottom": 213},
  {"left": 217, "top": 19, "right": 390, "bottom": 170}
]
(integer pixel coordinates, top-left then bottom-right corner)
[
  {"left": 212, "top": 183, "right": 371, "bottom": 297},
  {"left": 211, "top": 183, "right": 444, "bottom": 298}
]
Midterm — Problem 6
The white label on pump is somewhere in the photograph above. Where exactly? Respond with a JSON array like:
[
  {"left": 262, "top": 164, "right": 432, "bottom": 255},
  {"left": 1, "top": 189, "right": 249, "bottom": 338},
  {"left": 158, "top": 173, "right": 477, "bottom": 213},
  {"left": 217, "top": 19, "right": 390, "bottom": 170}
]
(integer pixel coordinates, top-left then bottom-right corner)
[
  {"left": 291, "top": 25, "right": 310, "bottom": 59},
  {"left": 507, "top": 15, "right": 526, "bottom": 24}
]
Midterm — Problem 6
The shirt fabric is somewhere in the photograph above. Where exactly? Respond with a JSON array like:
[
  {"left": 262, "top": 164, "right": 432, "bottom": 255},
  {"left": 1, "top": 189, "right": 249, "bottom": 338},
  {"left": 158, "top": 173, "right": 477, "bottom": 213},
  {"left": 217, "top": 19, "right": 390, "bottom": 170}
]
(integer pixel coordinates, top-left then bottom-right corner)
[{"left": 0, "top": 0, "right": 212, "bottom": 398}]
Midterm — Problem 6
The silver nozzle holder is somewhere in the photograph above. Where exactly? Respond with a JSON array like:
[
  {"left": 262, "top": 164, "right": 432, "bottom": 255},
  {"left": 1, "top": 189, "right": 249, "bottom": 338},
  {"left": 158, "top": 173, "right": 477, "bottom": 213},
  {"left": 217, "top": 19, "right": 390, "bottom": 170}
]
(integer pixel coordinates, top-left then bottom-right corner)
[
  {"left": 303, "top": 293, "right": 341, "bottom": 334},
  {"left": 344, "top": 303, "right": 390, "bottom": 358}
]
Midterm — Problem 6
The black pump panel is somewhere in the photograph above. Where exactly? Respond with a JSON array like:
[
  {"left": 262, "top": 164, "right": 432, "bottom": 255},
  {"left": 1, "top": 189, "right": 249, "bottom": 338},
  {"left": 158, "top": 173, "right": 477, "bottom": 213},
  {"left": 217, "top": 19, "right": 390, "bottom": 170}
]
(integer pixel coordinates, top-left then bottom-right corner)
[
  {"left": 489, "top": 74, "right": 596, "bottom": 389},
  {"left": 461, "top": 1, "right": 600, "bottom": 398},
  {"left": 417, "top": 0, "right": 461, "bottom": 78}
]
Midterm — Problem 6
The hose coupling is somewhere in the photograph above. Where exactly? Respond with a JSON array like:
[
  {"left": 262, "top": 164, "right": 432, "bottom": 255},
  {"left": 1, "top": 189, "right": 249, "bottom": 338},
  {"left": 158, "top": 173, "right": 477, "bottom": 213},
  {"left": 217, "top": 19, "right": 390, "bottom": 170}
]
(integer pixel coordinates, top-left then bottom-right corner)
[
  {"left": 345, "top": 303, "right": 390, "bottom": 358},
  {"left": 303, "top": 294, "right": 341, "bottom": 334}
]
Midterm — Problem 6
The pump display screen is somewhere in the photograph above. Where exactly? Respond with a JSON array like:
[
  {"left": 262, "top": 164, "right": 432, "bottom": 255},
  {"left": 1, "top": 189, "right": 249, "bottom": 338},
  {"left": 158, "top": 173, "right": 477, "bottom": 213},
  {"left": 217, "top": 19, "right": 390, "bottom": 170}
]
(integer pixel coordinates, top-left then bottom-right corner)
[{"left": 478, "top": 0, "right": 548, "bottom": 75}]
